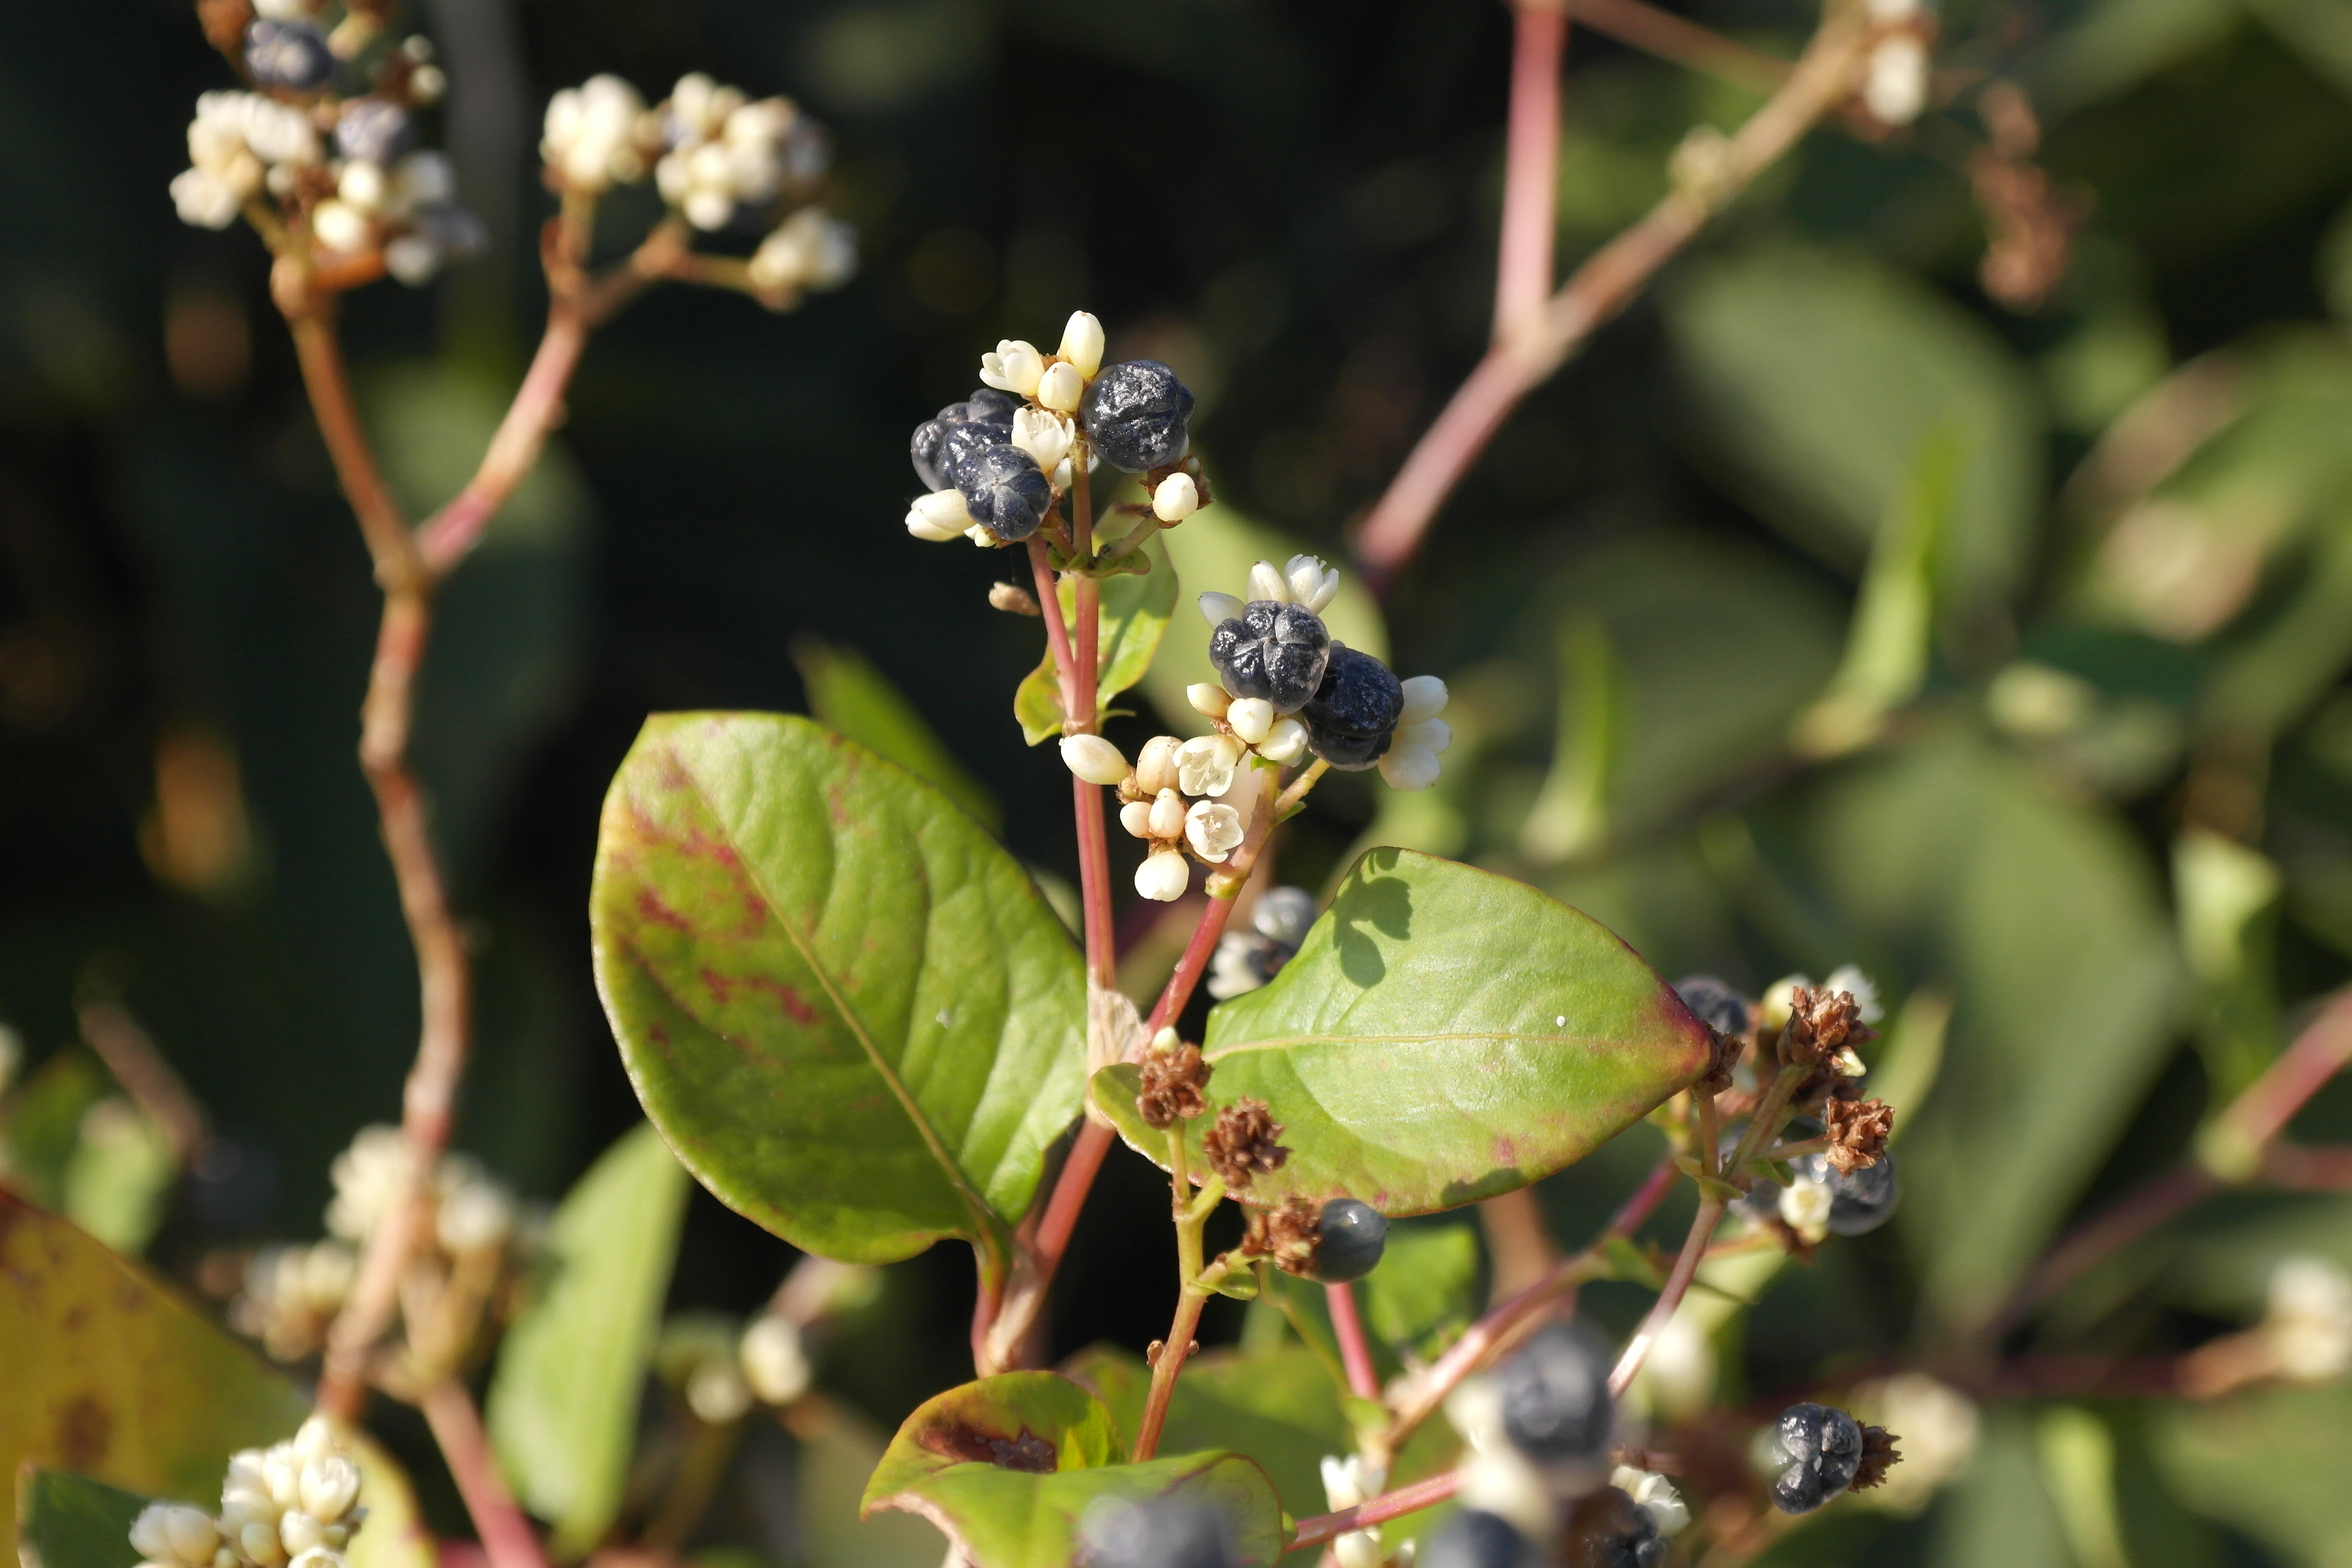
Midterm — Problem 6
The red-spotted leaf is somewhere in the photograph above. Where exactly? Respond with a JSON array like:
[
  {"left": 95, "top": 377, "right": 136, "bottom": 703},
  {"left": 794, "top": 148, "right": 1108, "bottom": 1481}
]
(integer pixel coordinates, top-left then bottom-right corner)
[
  {"left": 861, "top": 1372, "right": 1286, "bottom": 1568},
  {"left": 1093, "top": 848, "right": 1712, "bottom": 1213},
  {"left": 591, "top": 714, "right": 1086, "bottom": 1264}
]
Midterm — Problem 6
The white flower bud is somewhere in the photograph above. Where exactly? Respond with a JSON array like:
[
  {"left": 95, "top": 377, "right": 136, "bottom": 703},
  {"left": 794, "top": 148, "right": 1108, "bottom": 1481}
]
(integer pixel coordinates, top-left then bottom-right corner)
[
  {"left": 1259, "top": 718, "right": 1309, "bottom": 765},
  {"left": 287, "top": 1549, "right": 342, "bottom": 1568},
  {"left": 1148, "top": 788, "right": 1188, "bottom": 842},
  {"left": 739, "top": 1315, "right": 813, "bottom": 1405},
  {"left": 1611, "top": 1468, "right": 1689, "bottom": 1535},
  {"left": 1135, "top": 848, "right": 1191, "bottom": 902},
  {"left": 906, "top": 489, "right": 973, "bottom": 542},
  {"left": 409, "top": 64, "right": 446, "bottom": 104},
  {"left": 1187, "top": 685, "right": 1233, "bottom": 721},
  {"left": 337, "top": 159, "right": 386, "bottom": 214},
  {"left": 310, "top": 200, "right": 371, "bottom": 255},
  {"left": 1011, "top": 407, "right": 1074, "bottom": 474},
  {"left": 279, "top": 1515, "right": 324, "bottom": 1558},
  {"left": 297, "top": 1456, "right": 359, "bottom": 1522},
  {"left": 1036, "top": 361, "right": 1084, "bottom": 413},
  {"left": 1058, "top": 311, "right": 1105, "bottom": 380},
  {"left": 1284, "top": 555, "right": 1340, "bottom": 612},
  {"left": 979, "top": 340, "right": 1045, "bottom": 398},
  {"left": 1399, "top": 675, "right": 1449, "bottom": 726},
  {"left": 132, "top": 1507, "right": 208, "bottom": 1565},
  {"left": 686, "top": 1361, "right": 754, "bottom": 1423},
  {"left": 1865, "top": 35, "right": 1929, "bottom": 125},
  {"left": 1135, "top": 735, "right": 1184, "bottom": 795},
  {"left": 1119, "top": 800, "right": 1155, "bottom": 839},
  {"left": 243, "top": 1523, "right": 289, "bottom": 1566},
  {"left": 1152, "top": 473, "right": 1199, "bottom": 523},
  {"left": 1247, "top": 560, "right": 1290, "bottom": 604},
  {"left": 1226, "top": 698, "right": 1274, "bottom": 745},
  {"left": 171, "top": 168, "right": 244, "bottom": 230},
  {"left": 263, "top": 1456, "right": 302, "bottom": 1512},
  {"left": 1400, "top": 718, "right": 1452, "bottom": 755},
  {"left": 1780, "top": 1176, "right": 1834, "bottom": 1237},
  {"left": 1378, "top": 743, "right": 1441, "bottom": 792},
  {"left": 1197, "top": 592, "right": 1244, "bottom": 628},
  {"left": 1060, "top": 735, "right": 1131, "bottom": 787},
  {"left": 1176, "top": 735, "right": 1243, "bottom": 798},
  {"left": 1185, "top": 800, "right": 1246, "bottom": 863},
  {"left": 1331, "top": 1534, "right": 1383, "bottom": 1568}
]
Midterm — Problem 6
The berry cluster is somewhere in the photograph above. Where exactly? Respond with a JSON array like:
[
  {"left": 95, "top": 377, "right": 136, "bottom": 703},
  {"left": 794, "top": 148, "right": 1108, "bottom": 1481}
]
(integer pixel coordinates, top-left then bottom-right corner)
[
  {"left": 173, "top": 3, "right": 483, "bottom": 286},
  {"left": 1194, "top": 558, "right": 1452, "bottom": 790},
  {"left": 1763, "top": 1402, "right": 1896, "bottom": 1514},
  {"left": 1206, "top": 885, "right": 1317, "bottom": 999},
  {"left": 904, "top": 314, "right": 1203, "bottom": 547},
  {"left": 129, "top": 1418, "right": 366, "bottom": 1568}
]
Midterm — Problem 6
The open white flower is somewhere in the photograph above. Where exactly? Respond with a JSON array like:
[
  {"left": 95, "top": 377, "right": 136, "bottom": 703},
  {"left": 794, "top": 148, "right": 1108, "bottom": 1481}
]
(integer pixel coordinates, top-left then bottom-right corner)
[
  {"left": 1012, "top": 407, "right": 1075, "bottom": 474},
  {"left": 980, "top": 340, "right": 1045, "bottom": 398},
  {"left": 1285, "top": 554, "right": 1341, "bottom": 612},
  {"left": 1185, "top": 799, "right": 1245, "bottom": 862},
  {"left": 1175, "top": 734, "right": 1243, "bottom": 797}
]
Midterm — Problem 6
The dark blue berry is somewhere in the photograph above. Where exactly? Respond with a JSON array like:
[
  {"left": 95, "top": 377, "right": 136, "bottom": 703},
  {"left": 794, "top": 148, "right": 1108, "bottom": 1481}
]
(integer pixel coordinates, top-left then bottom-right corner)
[
  {"left": 912, "top": 394, "right": 1018, "bottom": 490},
  {"left": 960, "top": 387, "right": 1022, "bottom": 424},
  {"left": 1822, "top": 1148, "right": 1898, "bottom": 1235},
  {"left": 1498, "top": 1321, "right": 1614, "bottom": 1468},
  {"left": 939, "top": 420, "right": 1015, "bottom": 490},
  {"left": 1081, "top": 360, "right": 1193, "bottom": 472},
  {"left": 1672, "top": 975, "right": 1752, "bottom": 1038},
  {"left": 1768, "top": 1403, "right": 1863, "bottom": 1515},
  {"left": 1572, "top": 1487, "right": 1666, "bottom": 1568},
  {"left": 1312, "top": 1198, "right": 1387, "bottom": 1283},
  {"left": 1078, "top": 1497, "right": 1238, "bottom": 1568},
  {"left": 910, "top": 421, "right": 949, "bottom": 490},
  {"left": 1301, "top": 645, "right": 1404, "bottom": 771},
  {"left": 962, "top": 444, "right": 1052, "bottom": 541},
  {"left": 335, "top": 98, "right": 413, "bottom": 163},
  {"left": 1208, "top": 601, "right": 1331, "bottom": 713},
  {"left": 1421, "top": 1510, "right": 1532, "bottom": 1568},
  {"left": 245, "top": 19, "right": 335, "bottom": 91}
]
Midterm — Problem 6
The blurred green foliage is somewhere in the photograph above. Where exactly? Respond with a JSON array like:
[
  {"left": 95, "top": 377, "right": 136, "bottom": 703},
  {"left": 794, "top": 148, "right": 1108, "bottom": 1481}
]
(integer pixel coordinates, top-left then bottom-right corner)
[{"left": 3, "top": 0, "right": 2352, "bottom": 1560}]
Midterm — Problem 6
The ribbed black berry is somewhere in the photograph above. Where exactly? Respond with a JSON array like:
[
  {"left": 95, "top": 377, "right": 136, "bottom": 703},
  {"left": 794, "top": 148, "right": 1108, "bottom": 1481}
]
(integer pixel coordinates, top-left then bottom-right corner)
[
  {"left": 1421, "top": 1510, "right": 1531, "bottom": 1568},
  {"left": 1498, "top": 1320, "right": 1614, "bottom": 1467},
  {"left": 1208, "top": 601, "right": 1331, "bottom": 713},
  {"left": 1301, "top": 645, "right": 1404, "bottom": 771},
  {"left": 961, "top": 444, "right": 1052, "bottom": 540},
  {"left": 1768, "top": 1403, "right": 1864, "bottom": 1515},
  {"left": 1575, "top": 1487, "right": 1668, "bottom": 1568},
  {"left": 911, "top": 393, "right": 1017, "bottom": 490},
  {"left": 1311, "top": 1199, "right": 1387, "bottom": 1283},
  {"left": 1081, "top": 360, "right": 1193, "bottom": 472},
  {"left": 1672, "top": 974, "right": 1752, "bottom": 1038},
  {"left": 245, "top": 19, "right": 335, "bottom": 90}
]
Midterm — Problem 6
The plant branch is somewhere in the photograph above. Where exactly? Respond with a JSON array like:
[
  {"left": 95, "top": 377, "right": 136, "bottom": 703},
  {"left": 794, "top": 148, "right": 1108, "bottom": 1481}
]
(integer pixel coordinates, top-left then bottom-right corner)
[
  {"left": 1289, "top": 1468, "right": 1465, "bottom": 1552},
  {"left": 1494, "top": 0, "right": 1570, "bottom": 347},
  {"left": 417, "top": 1379, "right": 550, "bottom": 1568},
  {"left": 1607, "top": 1194, "right": 1726, "bottom": 1397},
  {"left": 1351, "top": 2, "right": 1870, "bottom": 589},
  {"left": 1568, "top": 0, "right": 1794, "bottom": 93},
  {"left": 1326, "top": 1282, "right": 1383, "bottom": 1400}
]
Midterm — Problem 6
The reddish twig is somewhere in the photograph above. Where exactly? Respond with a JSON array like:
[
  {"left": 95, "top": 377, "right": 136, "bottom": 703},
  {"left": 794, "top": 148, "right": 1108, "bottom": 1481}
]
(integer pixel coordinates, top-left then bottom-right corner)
[
  {"left": 2213, "top": 986, "right": 2352, "bottom": 1152},
  {"left": 1289, "top": 1468, "right": 1466, "bottom": 1552},
  {"left": 2262, "top": 1143, "right": 2352, "bottom": 1189},
  {"left": 1351, "top": 8, "right": 1871, "bottom": 589},
  {"left": 1327, "top": 1282, "right": 1383, "bottom": 1400},
  {"left": 418, "top": 1379, "right": 551, "bottom": 1568},
  {"left": 1133, "top": 1289, "right": 1208, "bottom": 1461},
  {"left": 1608, "top": 1196, "right": 1726, "bottom": 1397},
  {"left": 1494, "top": 1, "right": 1570, "bottom": 347},
  {"left": 1569, "top": 0, "right": 1794, "bottom": 92}
]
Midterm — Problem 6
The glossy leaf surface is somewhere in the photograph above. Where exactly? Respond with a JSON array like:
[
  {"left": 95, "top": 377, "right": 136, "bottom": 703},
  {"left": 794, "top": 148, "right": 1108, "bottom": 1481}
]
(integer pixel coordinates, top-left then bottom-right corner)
[
  {"left": 794, "top": 637, "right": 1001, "bottom": 833},
  {"left": 1093, "top": 850, "right": 1712, "bottom": 1213},
  {"left": 591, "top": 713, "right": 1086, "bottom": 1262},
  {"left": 15, "top": 1470, "right": 145, "bottom": 1568},
  {"left": 487, "top": 1122, "right": 689, "bottom": 1559},
  {"left": 1013, "top": 535, "right": 1177, "bottom": 744},
  {"left": 862, "top": 1372, "right": 1284, "bottom": 1568}
]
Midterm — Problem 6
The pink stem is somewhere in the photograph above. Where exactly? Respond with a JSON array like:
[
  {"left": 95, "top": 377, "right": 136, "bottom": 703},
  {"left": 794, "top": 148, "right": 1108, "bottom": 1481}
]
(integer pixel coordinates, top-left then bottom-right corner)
[
  {"left": 1605, "top": 1156, "right": 1678, "bottom": 1237},
  {"left": 418, "top": 309, "right": 590, "bottom": 574},
  {"left": 1290, "top": 1469, "right": 1465, "bottom": 1551},
  {"left": 418, "top": 1380, "right": 550, "bottom": 1568},
  {"left": 2219, "top": 986, "right": 2352, "bottom": 1148},
  {"left": 1327, "top": 1282, "right": 1382, "bottom": 1400},
  {"left": 1032, "top": 1121, "right": 1116, "bottom": 1277},
  {"left": 1607, "top": 1195, "right": 1726, "bottom": 1398},
  {"left": 1494, "top": 3, "right": 1569, "bottom": 346}
]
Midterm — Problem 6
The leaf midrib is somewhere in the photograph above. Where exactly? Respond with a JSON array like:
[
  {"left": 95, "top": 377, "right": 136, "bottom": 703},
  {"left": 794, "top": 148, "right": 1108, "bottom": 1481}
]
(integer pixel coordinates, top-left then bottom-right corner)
[
  {"left": 676, "top": 753, "right": 998, "bottom": 1243},
  {"left": 1204, "top": 1029, "right": 1625, "bottom": 1061}
]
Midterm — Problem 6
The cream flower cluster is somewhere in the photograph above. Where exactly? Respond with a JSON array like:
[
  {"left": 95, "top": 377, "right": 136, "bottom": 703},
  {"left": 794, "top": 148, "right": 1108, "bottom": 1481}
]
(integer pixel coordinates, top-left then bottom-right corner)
[
  {"left": 173, "top": 92, "right": 322, "bottom": 230},
  {"left": 312, "top": 149, "right": 482, "bottom": 285},
  {"left": 229, "top": 1240, "right": 356, "bottom": 1363},
  {"left": 130, "top": 1418, "right": 365, "bottom": 1568},
  {"left": 1061, "top": 727, "right": 1261, "bottom": 903},
  {"left": 541, "top": 75, "right": 657, "bottom": 193},
  {"left": 1318, "top": 1454, "right": 1387, "bottom": 1568},
  {"left": 655, "top": 74, "right": 828, "bottom": 231}
]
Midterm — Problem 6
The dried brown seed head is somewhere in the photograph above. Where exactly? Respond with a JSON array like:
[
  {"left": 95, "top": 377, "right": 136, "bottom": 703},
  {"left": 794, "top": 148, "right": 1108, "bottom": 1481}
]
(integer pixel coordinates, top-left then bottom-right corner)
[
  {"left": 1243, "top": 1195, "right": 1320, "bottom": 1276},
  {"left": 1202, "top": 1097, "right": 1288, "bottom": 1190},
  {"left": 1780, "top": 986, "right": 1872, "bottom": 1070},
  {"left": 1823, "top": 1097, "right": 1896, "bottom": 1174},
  {"left": 1851, "top": 1424, "right": 1903, "bottom": 1491},
  {"left": 1136, "top": 1041, "right": 1212, "bottom": 1129}
]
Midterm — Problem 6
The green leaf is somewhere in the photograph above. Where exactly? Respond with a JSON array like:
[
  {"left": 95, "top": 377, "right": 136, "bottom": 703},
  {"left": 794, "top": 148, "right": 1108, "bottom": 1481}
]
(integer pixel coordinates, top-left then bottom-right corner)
[
  {"left": 860, "top": 1372, "right": 1286, "bottom": 1568},
  {"left": 2151, "top": 1383, "right": 2352, "bottom": 1564},
  {"left": 1013, "top": 534, "right": 1178, "bottom": 744},
  {"left": 591, "top": 712, "right": 1085, "bottom": 1262},
  {"left": 1139, "top": 506, "right": 1387, "bottom": 730},
  {"left": 1360, "top": 1223, "right": 1482, "bottom": 1362},
  {"left": 793, "top": 637, "right": 1001, "bottom": 833},
  {"left": 60, "top": 1101, "right": 176, "bottom": 1256},
  {"left": 15, "top": 1470, "right": 147, "bottom": 1568},
  {"left": 1093, "top": 849, "right": 1712, "bottom": 1213},
  {"left": 487, "top": 1122, "right": 690, "bottom": 1559},
  {"left": 0, "top": 1190, "right": 307, "bottom": 1545}
]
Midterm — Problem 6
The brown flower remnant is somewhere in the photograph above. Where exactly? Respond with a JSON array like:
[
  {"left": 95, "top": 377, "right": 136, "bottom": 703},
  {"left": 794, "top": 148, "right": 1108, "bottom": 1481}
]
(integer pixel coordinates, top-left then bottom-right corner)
[
  {"left": 1243, "top": 1196, "right": 1321, "bottom": 1276},
  {"left": 1779, "top": 986, "right": 1872, "bottom": 1072},
  {"left": 1136, "top": 1041, "right": 1212, "bottom": 1128},
  {"left": 987, "top": 581, "right": 1041, "bottom": 616},
  {"left": 1970, "top": 82, "right": 2082, "bottom": 311},
  {"left": 1202, "top": 1097, "right": 1288, "bottom": 1190},
  {"left": 1851, "top": 1424, "right": 1904, "bottom": 1491},
  {"left": 1824, "top": 1097, "right": 1896, "bottom": 1174}
]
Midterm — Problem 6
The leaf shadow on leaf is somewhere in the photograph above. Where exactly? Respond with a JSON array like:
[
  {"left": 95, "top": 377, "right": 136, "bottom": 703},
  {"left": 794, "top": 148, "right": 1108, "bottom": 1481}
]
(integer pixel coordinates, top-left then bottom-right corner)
[{"left": 1330, "top": 849, "right": 1414, "bottom": 989}]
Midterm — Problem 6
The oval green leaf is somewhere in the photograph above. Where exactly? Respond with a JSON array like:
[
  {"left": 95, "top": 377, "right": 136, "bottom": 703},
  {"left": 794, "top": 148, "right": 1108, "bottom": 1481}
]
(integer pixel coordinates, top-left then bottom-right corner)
[
  {"left": 1093, "top": 849, "right": 1712, "bottom": 1213},
  {"left": 591, "top": 713, "right": 1086, "bottom": 1263},
  {"left": 862, "top": 1373, "right": 1285, "bottom": 1568},
  {"left": 1013, "top": 536, "right": 1179, "bottom": 744},
  {"left": 487, "top": 1122, "right": 689, "bottom": 1560},
  {"left": 16, "top": 1470, "right": 148, "bottom": 1568}
]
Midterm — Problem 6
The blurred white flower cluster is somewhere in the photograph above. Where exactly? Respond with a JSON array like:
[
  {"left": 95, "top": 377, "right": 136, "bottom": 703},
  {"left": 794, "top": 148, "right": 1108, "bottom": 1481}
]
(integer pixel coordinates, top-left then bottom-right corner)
[{"left": 130, "top": 1418, "right": 365, "bottom": 1568}]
